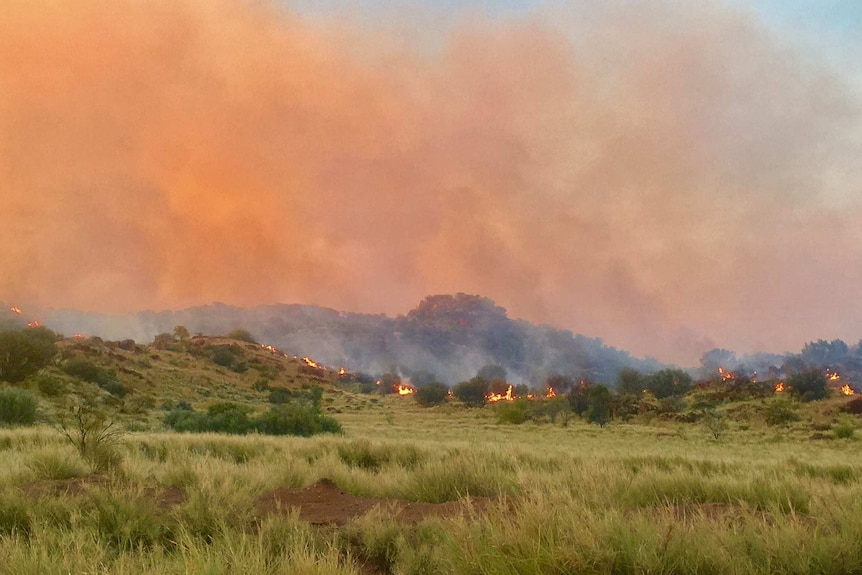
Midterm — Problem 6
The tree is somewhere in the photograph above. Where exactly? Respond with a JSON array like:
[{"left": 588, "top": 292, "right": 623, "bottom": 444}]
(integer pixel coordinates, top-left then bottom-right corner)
[
  {"left": 453, "top": 377, "right": 489, "bottom": 407},
  {"left": 644, "top": 369, "right": 692, "bottom": 399},
  {"left": 414, "top": 382, "right": 449, "bottom": 406},
  {"left": 0, "top": 388, "right": 38, "bottom": 425},
  {"left": 173, "top": 325, "right": 190, "bottom": 340},
  {"left": 55, "top": 391, "right": 124, "bottom": 471},
  {"left": 615, "top": 368, "right": 642, "bottom": 395},
  {"left": 788, "top": 368, "right": 828, "bottom": 402},
  {"left": 0, "top": 327, "right": 58, "bottom": 383},
  {"left": 226, "top": 328, "right": 257, "bottom": 343},
  {"left": 585, "top": 385, "right": 611, "bottom": 427}
]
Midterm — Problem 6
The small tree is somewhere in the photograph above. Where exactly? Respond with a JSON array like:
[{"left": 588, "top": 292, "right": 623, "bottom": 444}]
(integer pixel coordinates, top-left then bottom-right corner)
[
  {"left": 0, "top": 327, "right": 58, "bottom": 383},
  {"left": 701, "top": 408, "right": 729, "bottom": 441},
  {"left": 585, "top": 385, "right": 611, "bottom": 427},
  {"left": 414, "top": 382, "right": 449, "bottom": 407},
  {"left": 0, "top": 388, "right": 38, "bottom": 426},
  {"left": 788, "top": 368, "right": 828, "bottom": 402},
  {"left": 453, "top": 377, "right": 489, "bottom": 407},
  {"left": 173, "top": 325, "right": 190, "bottom": 340},
  {"left": 226, "top": 328, "right": 257, "bottom": 343},
  {"left": 55, "top": 392, "right": 123, "bottom": 472}
]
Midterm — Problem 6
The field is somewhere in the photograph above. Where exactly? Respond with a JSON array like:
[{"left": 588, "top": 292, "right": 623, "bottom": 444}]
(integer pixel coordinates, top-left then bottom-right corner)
[{"left": 2, "top": 395, "right": 861, "bottom": 575}]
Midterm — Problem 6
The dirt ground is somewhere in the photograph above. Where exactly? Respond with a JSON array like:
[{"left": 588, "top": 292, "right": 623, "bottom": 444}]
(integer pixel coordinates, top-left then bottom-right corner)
[{"left": 256, "top": 478, "right": 492, "bottom": 525}]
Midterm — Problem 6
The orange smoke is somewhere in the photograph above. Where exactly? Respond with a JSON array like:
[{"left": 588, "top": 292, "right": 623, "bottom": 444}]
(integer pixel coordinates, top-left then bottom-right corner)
[{"left": 1, "top": 0, "right": 859, "bottom": 365}]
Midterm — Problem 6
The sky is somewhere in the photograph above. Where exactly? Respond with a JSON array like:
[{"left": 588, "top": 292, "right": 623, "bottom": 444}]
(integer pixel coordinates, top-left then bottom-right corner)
[{"left": 1, "top": 0, "right": 860, "bottom": 365}]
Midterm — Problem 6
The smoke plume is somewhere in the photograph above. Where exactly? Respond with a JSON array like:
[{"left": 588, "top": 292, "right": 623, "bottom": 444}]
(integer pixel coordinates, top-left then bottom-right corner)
[{"left": 1, "top": 0, "right": 860, "bottom": 363}]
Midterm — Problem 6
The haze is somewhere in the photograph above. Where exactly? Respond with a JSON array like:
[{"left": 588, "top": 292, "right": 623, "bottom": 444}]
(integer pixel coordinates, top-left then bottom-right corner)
[{"left": 2, "top": 0, "right": 860, "bottom": 364}]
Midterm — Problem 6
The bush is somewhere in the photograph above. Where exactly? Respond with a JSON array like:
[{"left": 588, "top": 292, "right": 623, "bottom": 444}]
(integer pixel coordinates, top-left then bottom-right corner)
[
  {"left": 788, "top": 368, "right": 828, "bottom": 402},
  {"left": 34, "top": 374, "right": 65, "bottom": 396},
  {"left": 255, "top": 404, "right": 341, "bottom": 436},
  {"left": 268, "top": 386, "right": 293, "bottom": 404},
  {"left": 495, "top": 399, "right": 531, "bottom": 424},
  {"left": 226, "top": 328, "right": 257, "bottom": 343},
  {"left": 764, "top": 398, "right": 800, "bottom": 426},
  {"left": 414, "top": 382, "right": 449, "bottom": 407},
  {"left": 0, "top": 388, "right": 38, "bottom": 426},
  {"left": 832, "top": 415, "right": 857, "bottom": 440},
  {"left": 0, "top": 327, "right": 58, "bottom": 383},
  {"left": 211, "top": 347, "right": 237, "bottom": 368},
  {"left": 164, "top": 399, "right": 341, "bottom": 437},
  {"left": 55, "top": 393, "right": 124, "bottom": 472},
  {"left": 452, "top": 377, "right": 489, "bottom": 407}
]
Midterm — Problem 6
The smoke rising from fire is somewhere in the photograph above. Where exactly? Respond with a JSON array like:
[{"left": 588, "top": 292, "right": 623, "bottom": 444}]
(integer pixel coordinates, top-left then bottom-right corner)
[{"left": 1, "top": 0, "right": 860, "bottom": 364}]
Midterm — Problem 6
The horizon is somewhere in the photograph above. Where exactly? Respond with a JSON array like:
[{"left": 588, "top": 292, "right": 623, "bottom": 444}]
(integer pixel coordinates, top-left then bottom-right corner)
[{"left": 2, "top": 0, "right": 860, "bottom": 365}]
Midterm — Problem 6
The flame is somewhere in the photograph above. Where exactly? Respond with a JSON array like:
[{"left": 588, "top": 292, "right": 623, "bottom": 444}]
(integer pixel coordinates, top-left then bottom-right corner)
[
  {"left": 395, "top": 384, "right": 415, "bottom": 395},
  {"left": 10, "top": 306, "right": 22, "bottom": 314},
  {"left": 26, "top": 320, "right": 42, "bottom": 328},
  {"left": 301, "top": 356, "right": 326, "bottom": 370},
  {"left": 338, "top": 367, "right": 347, "bottom": 377},
  {"left": 718, "top": 367, "right": 735, "bottom": 381},
  {"left": 840, "top": 384, "right": 856, "bottom": 396},
  {"left": 826, "top": 371, "right": 840, "bottom": 381},
  {"left": 72, "top": 333, "right": 88, "bottom": 339},
  {"left": 774, "top": 381, "right": 785, "bottom": 393},
  {"left": 546, "top": 386, "right": 556, "bottom": 398},
  {"left": 487, "top": 384, "right": 514, "bottom": 403}
]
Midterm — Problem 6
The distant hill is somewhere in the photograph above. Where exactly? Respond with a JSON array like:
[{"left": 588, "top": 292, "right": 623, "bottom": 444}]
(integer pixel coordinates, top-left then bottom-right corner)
[{"left": 35, "top": 294, "right": 663, "bottom": 384}]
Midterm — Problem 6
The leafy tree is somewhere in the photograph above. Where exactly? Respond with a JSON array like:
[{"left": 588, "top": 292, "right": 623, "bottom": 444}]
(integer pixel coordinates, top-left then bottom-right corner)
[
  {"left": 453, "top": 377, "right": 489, "bottom": 407},
  {"left": 211, "top": 347, "right": 237, "bottom": 368},
  {"left": 414, "top": 382, "right": 449, "bottom": 406},
  {"left": 615, "top": 368, "right": 643, "bottom": 395},
  {"left": 546, "top": 374, "right": 575, "bottom": 394},
  {"left": 644, "top": 369, "right": 692, "bottom": 399},
  {"left": 0, "top": 327, "right": 58, "bottom": 383},
  {"left": 801, "top": 339, "right": 848, "bottom": 368},
  {"left": 173, "top": 325, "right": 190, "bottom": 340},
  {"left": 788, "top": 368, "right": 828, "bottom": 402},
  {"left": 226, "top": 328, "right": 257, "bottom": 343},
  {"left": 585, "top": 385, "right": 611, "bottom": 427},
  {"left": 0, "top": 388, "right": 38, "bottom": 426}
]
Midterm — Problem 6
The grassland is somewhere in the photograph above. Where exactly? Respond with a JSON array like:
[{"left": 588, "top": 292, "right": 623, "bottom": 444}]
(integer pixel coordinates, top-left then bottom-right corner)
[{"left": 2, "top": 390, "right": 861, "bottom": 575}]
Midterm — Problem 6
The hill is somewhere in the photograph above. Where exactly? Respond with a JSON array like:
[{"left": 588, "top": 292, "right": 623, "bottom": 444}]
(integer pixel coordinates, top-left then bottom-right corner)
[{"left": 32, "top": 294, "right": 664, "bottom": 385}]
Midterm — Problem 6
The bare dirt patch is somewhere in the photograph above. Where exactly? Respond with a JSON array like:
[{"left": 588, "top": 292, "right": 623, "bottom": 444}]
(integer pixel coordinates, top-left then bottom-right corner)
[{"left": 257, "top": 479, "right": 492, "bottom": 525}]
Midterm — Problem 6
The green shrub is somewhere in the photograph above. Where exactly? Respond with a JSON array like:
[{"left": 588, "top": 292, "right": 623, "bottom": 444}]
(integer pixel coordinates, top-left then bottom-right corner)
[
  {"left": 61, "top": 358, "right": 104, "bottom": 383},
  {"left": 495, "top": 399, "right": 531, "bottom": 424},
  {"left": 414, "top": 382, "right": 449, "bottom": 407},
  {"left": 254, "top": 404, "right": 342, "bottom": 436},
  {"left": 764, "top": 398, "right": 800, "bottom": 426},
  {"left": 832, "top": 415, "right": 857, "bottom": 440},
  {"left": 211, "top": 347, "right": 236, "bottom": 368},
  {"left": 0, "top": 327, "right": 58, "bottom": 383},
  {"left": 34, "top": 374, "right": 66, "bottom": 396},
  {"left": 0, "top": 388, "right": 38, "bottom": 426},
  {"left": 452, "top": 377, "right": 489, "bottom": 407},
  {"left": 226, "top": 328, "right": 257, "bottom": 343}
]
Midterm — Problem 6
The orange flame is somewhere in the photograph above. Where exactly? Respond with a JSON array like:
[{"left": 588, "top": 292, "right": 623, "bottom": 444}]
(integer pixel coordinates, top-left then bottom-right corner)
[
  {"left": 26, "top": 320, "right": 42, "bottom": 328},
  {"left": 546, "top": 386, "right": 556, "bottom": 398},
  {"left": 10, "top": 306, "right": 22, "bottom": 314},
  {"left": 774, "top": 381, "right": 785, "bottom": 393},
  {"left": 718, "top": 367, "right": 735, "bottom": 381},
  {"left": 72, "top": 333, "right": 88, "bottom": 339},
  {"left": 396, "top": 384, "right": 415, "bottom": 396},
  {"left": 840, "top": 384, "right": 856, "bottom": 396},
  {"left": 338, "top": 367, "right": 347, "bottom": 377},
  {"left": 487, "top": 385, "right": 514, "bottom": 403},
  {"left": 826, "top": 371, "right": 840, "bottom": 381},
  {"left": 301, "top": 356, "right": 325, "bottom": 370}
]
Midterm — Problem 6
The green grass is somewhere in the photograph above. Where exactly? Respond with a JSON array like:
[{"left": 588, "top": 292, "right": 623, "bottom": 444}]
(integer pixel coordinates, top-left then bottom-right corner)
[{"left": 0, "top": 398, "right": 861, "bottom": 574}]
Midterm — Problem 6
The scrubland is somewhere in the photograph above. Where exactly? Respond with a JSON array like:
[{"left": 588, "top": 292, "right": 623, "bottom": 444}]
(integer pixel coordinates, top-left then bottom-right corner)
[{"left": 1, "top": 398, "right": 861, "bottom": 575}]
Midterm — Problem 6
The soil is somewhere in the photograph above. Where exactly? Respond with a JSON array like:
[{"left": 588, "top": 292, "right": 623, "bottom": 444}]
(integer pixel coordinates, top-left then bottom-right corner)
[
  {"left": 256, "top": 478, "right": 493, "bottom": 525},
  {"left": 22, "top": 476, "right": 491, "bottom": 526}
]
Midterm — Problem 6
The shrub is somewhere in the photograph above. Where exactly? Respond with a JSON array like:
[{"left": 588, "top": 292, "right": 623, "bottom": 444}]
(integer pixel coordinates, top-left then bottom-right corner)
[
  {"left": 832, "top": 415, "right": 857, "bottom": 440},
  {"left": 226, "top": 328, "right": 257, "bottom": 343},
  {"left": 255, "top": 404, "right": 341, "bottom": 436},
  {"left": 165, "top": 400, "right": 341, "bottom": 437},
  {"left": 764, "top": 398, "right": 800, "bottom": 426},
  {"left": 0, "top": 388, "right": 38, "bottom": 426},
  {"left": 0, "top": 327, "right": 58, "bottom": 383},
  {"left": 268, "top": 386, "right": 293, "bottom": 404},
  {"left": 54, "top": 393, "right": 124, "bottom": 472},
  {"left": 34, "top": 374, "right": 66, "bottom": 396},
  {"left": 61, "top": 358, "right": 104, "bottom": 383},
  {"left": 788, "top": 368, "right": 828, "bottom": 402},
  {"left": 211, "top": 347, "right": 237, "bottom": 368},
  {"left": 452, "top": 377, "right": 489, "bottom": 407},
  {"left": 495, "top": 399, "right": 531, "bottom": 424},
  {"left": 414, "top": 382, "right": 449, "bottom": 407}
]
